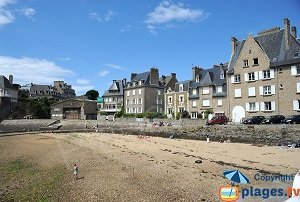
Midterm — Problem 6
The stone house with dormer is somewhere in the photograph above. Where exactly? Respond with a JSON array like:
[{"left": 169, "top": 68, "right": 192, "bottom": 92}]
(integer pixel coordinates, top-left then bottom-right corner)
[
  {"left": 227, "top": 18, "right": 300, "bottom": 123},
  {"left": 165, "top": 64, "right": 228, "bottom": 119},
  {"left": 102, "top": 79, "right": 126, "bottom": 114},
  {"left": 124, "top": 67, "right": 177, "bottom": 114}
]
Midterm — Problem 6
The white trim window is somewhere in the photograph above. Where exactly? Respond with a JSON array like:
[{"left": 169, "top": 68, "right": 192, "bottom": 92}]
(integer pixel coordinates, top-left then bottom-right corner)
[
  {"left": 297, "top": 83, "right": 300, "bottom": 93},
  {"left": 168, "top": 96, "right": 172, "bottom": 103},
  {"left": 260, "top": 101, "right": 275, "bottom": 111},
  {"left": 192, "top": 100, "right": 197, "bottom": 108},
  {"left": 127, "top": 91, "right": 130, "bottom": 96},
  {"left": 179, "top": 84, "right": 184, "bottom": 92},
  {"left": 293, "top": 100, "right": 300, "bottom": 110},
  {"left": 248, "top": 87, "right": 256, "bottom": 97},
  {"left": 231, "top": 74, "right": 240, "bottom": 83},
  {"left": 190, "top": 112, "right": 197, "bottom": 119},
  {"left": 192, "top": 89, "right": 197, "bottom": 95},
  {"left": 263, "top": 70, "right": 270, "bottom": 79},
  {"left": 202, "top": 87, "right": 209, "bottom": 95},
  {"left": 133, "top": 90, "right": 136, "bottom": 96},
  {"left": 243, "top": 59, "right": 249, "bottom": 67},
  {"left": 263, "top": 86, "right": 271, "bottom": 95},
  {"left": 246, "top": 102, "right": 258, "bottom": 112},
  {"left": 260, "top": 85, "right": 275, "bottom": 95},
  {"left": 138, "top": 89, "right": 142, "bottom": 95},
  {"left": 202, "top": 99, "right": 210, "bottom": 107},
  {"left": 217, "top": 99, "right": 222, "bottom": 106},
  {"left": 291, "top": 65, "right": 300, "bottom": 75},
  {"left": 157, "top": 90, "right": 161, "bottom": 95},
  {"left": 248, "top": 72, "right": 255, "bottom": 81},
  {"left": 138, "top": 98, "right": 142, "bottom": 104},
  {"left": 217, "top": 86, "right": 223, "bottom": 93},
  {"left": 234, "top": 88, "right": 242, "bottom": 98}
]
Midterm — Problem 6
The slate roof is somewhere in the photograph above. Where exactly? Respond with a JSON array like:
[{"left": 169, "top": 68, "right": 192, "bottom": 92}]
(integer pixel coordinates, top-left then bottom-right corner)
[
  {"left": 174, "top": 80, "right": 191, "bottom": 92},
  {"left": 132, "top": 72, "right": 150, "bottom": 84},
  {"left": 30, "top": 84, "right": 53, "bottom": 93},
  {"left": 103, "top": 80, "right": 124, "bottom": 97},
  {"left": 228, "top": 28, "right": 300, "bottom": 73},
  {"left": 0, "top": 75, "right": 14, "bottom": 89}
]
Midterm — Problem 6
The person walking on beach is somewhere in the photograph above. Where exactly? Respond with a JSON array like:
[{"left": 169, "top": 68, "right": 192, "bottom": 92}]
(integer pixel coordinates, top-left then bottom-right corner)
[{"left": 73, "top": 163, "right": 79, "bottom": 180}]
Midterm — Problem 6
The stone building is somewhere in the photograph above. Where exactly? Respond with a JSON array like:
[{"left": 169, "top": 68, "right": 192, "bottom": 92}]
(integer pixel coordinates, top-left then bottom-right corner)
[
  {"left": 124, "top": 67, "right": 177, "bottom": 114},
  {"left": 0, "top": 75, "right": 18, "bottom": 119},
  {"left": 51, "top": 97, "right": 97, "bottom": 120},
  {"left": 227, "top": 18, "right": 300, "bottom": 123},
  {"left": 21, "top": 81, "right": 75, "bottom": 100},
  {"left": 102, "top": 79, "right": 126, "bottom": 114}
]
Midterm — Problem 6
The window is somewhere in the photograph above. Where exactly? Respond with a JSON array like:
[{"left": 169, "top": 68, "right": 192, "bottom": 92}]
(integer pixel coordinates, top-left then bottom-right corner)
[
  {"left": 297, "top": 83, "right": 300, "bottom": 93},
  {"left": 243, "top": 60, "right": 249, "bottom": 67},
  {"left": 293, "top": 100, "right": 300, "bottom": 110},
  {"left": 248, "top": 72, "right": 255, "bottom": 81},
  {"left": 192, "top": 89, "right": 197, "bottom": 95},
  {"left": 234, "top": 74, "right": 240, "bottom": 83},
  {"left": 263, "top": 70, "right": 270, "bottom": 79},
  {"left": 138, "top": 98, "right": 142, "bottom": 104},
  {"left": 179, "top": 107, "right": 184, "bottom": 113},
  {"left": 168, "top": 96, "right": 172, "bottom": 103},
  {"left": 138, "top": 89, "right": 142, "bottom": 95},
  {"left": 192, "top": 101, "right": 196, "bottom": 107},
  {"left": 264, "top": 102, "right": 272, "bottom": 111},
  {"left": 133, "top": 90, "right": 135, "bottom": 96},
  {"left": 263, "top": 86, "right": 271, "bottom": 95},
  {"left": 217, "top": 86, "right": 223, "bottom": 93},
  {"left": 291, "top": 65, "right": 300, "bottom": 75},
  {"left": 202, "top": 87, "right": 209, "bottom": 94},
  {"left": 132, "top": 108, "right": 136, "bottom": 113},
  {"left": 127, "top": 91, "right": 130, "bottom": 96},
  {"left": 220, "top": 70, "right": 224, "bottom": 79},
  {"left": 132, "top": 99, "right": 136, "bottom": 104},
  {"left": 249, "top": 102, "right": 256, "bottom": 111},
  {"left": 280, "top": 84, "right": 283, "bottom": 89},
  {"left": 253, "top": 58, "right": 259, "bottom": 65},
  {"left": 217, "top": 99, "right": 222, "bottom": 106},
  {"left": 202, "top": 99, "right": 210, "bottom": 107},
  {"left": 138, "top": 108, "right": 142, "bottom": 113},
  {"left": 179, "top": 95, "right": 184, "bottom": 103},
  {"left": 157, "top": 98, "right": 162, "bottom": 104},
  {"left": 234, "top": 88, "right": 241, "bottom": 98},
  {"left": 157, "top": 90, "right": 161, "bottom": 95},
  {"left": 190, "top": 112, "right": 197, "bottom": 119},
  {"left": 248, "top": 87, "right": 255, "bottom": 97},
  {"left": 179, "top": 84, "right": 183, "bottom": 92}
]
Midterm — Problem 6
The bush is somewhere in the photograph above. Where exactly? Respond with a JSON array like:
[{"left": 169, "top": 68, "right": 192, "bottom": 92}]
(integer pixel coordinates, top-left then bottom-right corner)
[{"left": 204, "top": 109, "right": 213, "bottom": 119}]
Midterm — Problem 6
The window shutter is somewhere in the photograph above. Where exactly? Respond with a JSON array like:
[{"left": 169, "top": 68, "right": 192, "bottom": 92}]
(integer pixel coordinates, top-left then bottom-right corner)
[
  {"left": 293, "top": 100, "right": 299, "bottom": 110},
  {"left": 271, "top": 101, "right": 275, "bottom": 111},
  {"left": 248, "top": 87, "right": 255, "bottom": 97},
  {"left": 270, "top": 69, "right": 275, "bottom": 78},
  {"left": 258, "top": 71, "right": 263, "bottom": 80},
  {"left": 231, "top": 75, "right": 235, "bottom": 83},
  {"left": 297, "top": 83, "right": 300, "bottom": 93},
  {"left": 271, "top": 85, "right": 276, "bottom": 95},
  {"left": 260, "top": 102, "right": 265, "bottom": 111},
  {"left": 255, "top": 71, "right": 258, "bottom": 80},
  {"left": 259, "top": 86, "right": 263, "bottom": 95},
  {"left": 244, "top": 73, "right": 248, "bottom": 82},
  {"left": 255, "top": 102, "right": 260, "bottom": 111},
  {"left": 246, "top": 103, "right": 249, "bottom": 112},
  {"left": 291, "top": 66, "right": 297, "bottom": 75}
]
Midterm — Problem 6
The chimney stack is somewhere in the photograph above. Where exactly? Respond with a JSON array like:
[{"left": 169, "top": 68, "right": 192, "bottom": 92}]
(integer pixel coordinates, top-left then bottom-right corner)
[
  {"left": 231, "top": 37, "right": 238, "bottom": 54},
  {"left": 9, "top": 75, "right": 13, "bottom": 84},
  {"left": 284, "top": 18, "right": 290, "bottom": 50},
  {"left": 122, "top": 78, "right": 127, "bottom": 86},
  {"left": 192, "top": 66, "right": 203, "bottom": 81},
  {"left": 150, "top": 67, "right": 159, "bottom": 85},
  {"left": 291, "top": 26, "right": 297, "bottom": 39},
  {"left": 131, "top": 73, "right": 137, "bottom": 81},
  {"left": 171, "top": 73, "right": 176, "bottom": 79},
  {"left": 161, "top": 75, "right": 166, "bottom": 84}
]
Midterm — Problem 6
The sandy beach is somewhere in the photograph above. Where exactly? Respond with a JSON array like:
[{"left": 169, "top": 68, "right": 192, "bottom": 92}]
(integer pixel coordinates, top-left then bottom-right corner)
[{"left": 0, "top": 132, "right": 299, "bottom": 201}]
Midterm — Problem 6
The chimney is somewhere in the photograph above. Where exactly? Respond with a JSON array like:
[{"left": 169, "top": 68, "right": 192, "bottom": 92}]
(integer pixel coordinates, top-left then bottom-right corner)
[
  {"left": 161, "top": 75, "right": 166, "bottom": 84},
  {"left": 150, "top": 67, "right": 159, "bottom": 85},
  {"left": 122, "top": 78, "right": 127, "bottom": 86},
  {"left": 8, "top": 75, "right": 13, "bottom": 84},
  {"left": 131, "top": 73, "right": 137, "bottom": 81},
  {"left": 231, "top": 37, "right": 238, "bottom": 54},
  {"left": 192, "top": 66, "right": 203, "bottom": 81},
  {"left": 291, "top": 26, "right": 297, "bottom": 39},
  {"left": 284, "top": 18, "right": 290, "bottom": 50},
  {"left": 171, "top": 73, "right": 176, "bottom": 79}
]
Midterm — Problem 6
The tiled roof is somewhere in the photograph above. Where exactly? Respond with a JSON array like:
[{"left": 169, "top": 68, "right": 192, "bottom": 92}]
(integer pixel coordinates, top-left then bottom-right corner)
[{"left": 228, "top": 28, "right": 300, "bottom": 73}]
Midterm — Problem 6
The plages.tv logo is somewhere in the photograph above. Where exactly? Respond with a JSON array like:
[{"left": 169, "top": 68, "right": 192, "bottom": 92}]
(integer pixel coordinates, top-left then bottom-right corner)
[{"left": 218, "top": 186, "right": 239, "bottom": 201}]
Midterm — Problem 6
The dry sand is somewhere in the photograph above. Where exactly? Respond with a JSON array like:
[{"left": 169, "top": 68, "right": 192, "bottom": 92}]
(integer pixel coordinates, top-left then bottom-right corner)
[{"left": 0, "top": 132, "right": 299, "bottom": 201}]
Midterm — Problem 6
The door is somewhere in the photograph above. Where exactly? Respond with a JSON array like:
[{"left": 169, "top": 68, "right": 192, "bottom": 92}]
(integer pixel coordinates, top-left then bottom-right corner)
[
  {"left": 64, "top": 109, "right": 80, "bottom": 119},
  {"left": 232, "top": 106, "right": 245, "bottom": 123}
]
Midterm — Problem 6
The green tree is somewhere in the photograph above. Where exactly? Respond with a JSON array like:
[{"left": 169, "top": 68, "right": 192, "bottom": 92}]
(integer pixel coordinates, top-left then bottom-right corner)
[{"left": 85, "top": 90, "right": 99, "bottom": 100}]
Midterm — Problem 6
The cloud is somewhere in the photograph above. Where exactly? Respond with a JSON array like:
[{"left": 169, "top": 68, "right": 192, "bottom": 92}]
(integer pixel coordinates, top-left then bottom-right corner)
[
  {"left": 98, "top": 70, "right": 109, "bottom": 77},
  {"left": 90, "top": 10, "right": 116, "bottom": 23},
  {"left": 0, "top": 8, "right": 14, "bottom": 26},
  {"left": 89, "top": 12, "right": 102, "bottom": 22},
  {"left": 121, "top": 25, "right": 131, "bottom": 32},
  {"left": 105, "top": 63, "right": 127, "bottom": 70},
  {"left": 19, "top": 8, "right": 36, "bottom": 18},
  {"left": 0, "top": 0, "right": 15, "bottom": 7},
  {"left": 104, "top": 10, "right": 115, "bottom": 22},
  {"left": 72, "top": 85, "right": 95, "bottom": 96},
  {"left": 145, "top": 0, "right": 209, "bottom": 34},
  {"left": 0, "top": 55, "right": 74, "bottom": 85},
  {"left": 59, "top": 57, "right": 72, "bottom": 61},
  {"left": 76, "top": 79, "right": 90, "bottom": 85}
]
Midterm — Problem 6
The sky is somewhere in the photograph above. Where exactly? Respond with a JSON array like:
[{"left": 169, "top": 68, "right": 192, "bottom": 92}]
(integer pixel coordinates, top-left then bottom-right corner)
[{"left": 0, "top": 0, "right": 300, "bottom": 95}]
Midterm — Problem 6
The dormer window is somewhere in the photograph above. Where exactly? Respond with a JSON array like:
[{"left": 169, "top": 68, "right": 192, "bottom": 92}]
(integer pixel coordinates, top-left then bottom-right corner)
[
  {"left": 179, "top": 84, "right": 183, "bottom": 92},
  {"left": 135, "top": 81, "right": 138, "bottom": 86},
  {"left": 294, "top": 52, "right": 299, "bottom": 58},
  {"left": 220, "top": 70, "right": 224, "bottom": 79},
  {"left": 196, "top": 75, "right": 200, "bottom": 82}
]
